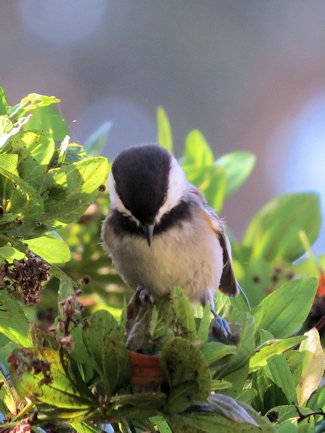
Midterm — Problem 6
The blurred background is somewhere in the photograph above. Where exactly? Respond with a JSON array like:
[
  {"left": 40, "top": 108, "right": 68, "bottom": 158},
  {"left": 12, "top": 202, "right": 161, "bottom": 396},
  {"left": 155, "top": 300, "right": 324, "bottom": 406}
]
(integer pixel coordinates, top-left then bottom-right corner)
[{"left": 1, "top": 0, "right": 325, "bottom": 250}]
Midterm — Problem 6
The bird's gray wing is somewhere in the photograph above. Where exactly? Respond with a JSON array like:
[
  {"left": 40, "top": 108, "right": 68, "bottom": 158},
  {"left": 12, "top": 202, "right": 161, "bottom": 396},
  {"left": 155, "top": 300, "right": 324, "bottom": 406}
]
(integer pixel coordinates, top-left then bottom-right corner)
[{"left": 187, "top": 185, "right": 240, "bottom": 297}]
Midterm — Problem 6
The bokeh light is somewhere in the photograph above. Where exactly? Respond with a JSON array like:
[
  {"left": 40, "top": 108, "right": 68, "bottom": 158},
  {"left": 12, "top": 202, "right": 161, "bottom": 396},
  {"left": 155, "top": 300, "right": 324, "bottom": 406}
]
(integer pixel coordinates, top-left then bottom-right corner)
[
  {"left": 269, "top": 92, "right": 325, "bottom": 251},
  {"left": 19, "top": 0, "right": 108, "bottom": 45},
  {"left": 72, "top": 97, "right": 156, "bottom": 158}
]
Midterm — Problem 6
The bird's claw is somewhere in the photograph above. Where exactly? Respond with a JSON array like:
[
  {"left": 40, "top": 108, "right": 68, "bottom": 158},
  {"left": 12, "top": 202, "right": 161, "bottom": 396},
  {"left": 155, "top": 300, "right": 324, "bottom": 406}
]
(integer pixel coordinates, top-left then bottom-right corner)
[
  {"left": 135, "top": 287, "right": 155, "bottom": 306},
  {"left": 209, "top": 315, "right": 238, "bottom": 345}
]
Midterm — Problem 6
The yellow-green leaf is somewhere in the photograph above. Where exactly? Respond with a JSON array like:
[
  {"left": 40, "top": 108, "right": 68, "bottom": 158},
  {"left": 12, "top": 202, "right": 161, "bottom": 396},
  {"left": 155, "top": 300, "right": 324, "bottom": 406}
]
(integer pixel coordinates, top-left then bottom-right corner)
[
  {"left": 297, "top": 328, "right": 325, "bottom": 406},
  {"left": 215, "top": 152, "right": 256, "bottom": 197},
  {"left": 26, "top": 233, "right": 71, "bottom": 264},
  {"left": 254, "top": 278, "right": 318, "bottom": 338},
  {"left": 244, "top": 193, "right": 321, "bottom": 261},
  {"left": 157, "top": 107, "right": 173, "bottom": 152},
  {"left": 0, "top": 291, "right": 31, "bottom": 347},
  {"left": 184, "top": 129, "right": 214, "bottom": 166},
  {"left": 250, "top": 336, "right": 306, "bottom": 371}
]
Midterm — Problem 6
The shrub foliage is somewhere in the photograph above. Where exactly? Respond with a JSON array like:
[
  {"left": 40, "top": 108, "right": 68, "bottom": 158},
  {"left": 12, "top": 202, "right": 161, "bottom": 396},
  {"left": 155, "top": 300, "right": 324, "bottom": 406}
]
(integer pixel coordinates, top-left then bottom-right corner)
[{"left": 0, "top": 89, "right": 324, "bottom": 433}]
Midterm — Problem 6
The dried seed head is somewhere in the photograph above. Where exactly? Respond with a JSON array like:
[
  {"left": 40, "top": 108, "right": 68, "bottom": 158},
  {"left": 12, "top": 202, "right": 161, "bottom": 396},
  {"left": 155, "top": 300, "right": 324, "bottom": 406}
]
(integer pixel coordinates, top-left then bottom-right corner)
[
  {"left": 0, "top": 262, "right": 9, "bottom": 281},
  {"left": 57, "top": 334, "right": 74, "bottom": 351},
  {"left": 60, "top": 293, "right": 83, "bottom": 318},
  {"left": 284, "top": 269, "right": 294, "bottom": 280},
  {"left": 10, "top": 419, "right": 32, "bottom": 433},
  {"left": 4, "top": 250, "right": 50, "bottom": 305},
  {"left": 271, "top": 274, "right": 279, "bottom": 283},
  {"left": 8, "top": 349, "right": 51, "bottom": 385},
  {"left": 82, "top": 275, "right": 90, "bottom": 284},
  {"left": 267, "top": 411, "right": 279, "bottom": 423}
]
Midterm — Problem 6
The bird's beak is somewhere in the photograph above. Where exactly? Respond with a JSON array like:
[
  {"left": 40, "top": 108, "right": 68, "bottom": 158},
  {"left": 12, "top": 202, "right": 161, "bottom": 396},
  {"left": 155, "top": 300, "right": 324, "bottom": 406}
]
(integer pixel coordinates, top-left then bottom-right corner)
[{"left": 143, "top": 224, "right": 154, "bottom": 247}]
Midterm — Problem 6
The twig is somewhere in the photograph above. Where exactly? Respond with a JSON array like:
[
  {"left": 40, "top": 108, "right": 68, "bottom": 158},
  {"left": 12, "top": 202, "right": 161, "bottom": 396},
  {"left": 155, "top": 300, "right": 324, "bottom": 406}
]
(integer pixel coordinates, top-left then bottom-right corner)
[{"left": 295, "top": 404, "right": 325, "bottom": 423}]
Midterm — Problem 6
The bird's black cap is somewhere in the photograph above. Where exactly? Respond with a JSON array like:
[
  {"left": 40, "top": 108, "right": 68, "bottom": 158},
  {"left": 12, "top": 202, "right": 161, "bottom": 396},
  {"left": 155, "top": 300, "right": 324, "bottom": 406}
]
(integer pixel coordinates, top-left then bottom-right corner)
[{"left": 111, "top": 144, "right": 171, "bottom": 224}]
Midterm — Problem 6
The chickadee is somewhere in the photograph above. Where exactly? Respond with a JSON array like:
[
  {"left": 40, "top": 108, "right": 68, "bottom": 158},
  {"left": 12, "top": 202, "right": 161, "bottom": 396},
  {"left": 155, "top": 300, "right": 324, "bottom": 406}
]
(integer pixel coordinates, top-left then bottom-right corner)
[{"left": 102, "top": 144, "right": 239, "bottom": 339}]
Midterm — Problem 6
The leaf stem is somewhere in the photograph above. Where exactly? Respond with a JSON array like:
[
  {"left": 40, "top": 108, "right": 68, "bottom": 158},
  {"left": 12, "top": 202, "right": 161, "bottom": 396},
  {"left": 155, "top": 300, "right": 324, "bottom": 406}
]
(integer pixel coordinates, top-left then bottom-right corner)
[
  {"left": 13, "top": 398, "right": 34, "bottom": 421},
  {"left": 299, "top": 231, "right": 321, "bottom": 273}
]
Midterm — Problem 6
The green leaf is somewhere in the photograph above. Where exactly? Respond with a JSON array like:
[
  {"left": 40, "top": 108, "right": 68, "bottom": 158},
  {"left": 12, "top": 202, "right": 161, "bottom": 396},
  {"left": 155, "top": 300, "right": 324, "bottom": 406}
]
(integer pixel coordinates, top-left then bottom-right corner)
[
  {"left": 160, "top": 336, "right": 211, "bottom": 413},
  {"left": 249, "top": 336, "right": 306, "bottom": 371},
  {"left": 0, "top": 115, "right": 12, "bottom": 137},
  {"left": 0, "top": 340, "right": 16, "bottom": 366},
  {"left": 196, "top": 303, "right": 212, "bottom": 342},
  {"left": 62, "top": 142, "right": 88, "bottom": 165},
  {"left": 70, "top": 422, "right": 100, "bottom": 433},
  {"left": 85, "top": 122, "right": 111, "bottom": 156},
  {"left": 0, "top": 87, "right": 9, "bottom": 115},
  {"left": 0, "top": 245, "right": 25, "bottom": 260},
  {"left": 24, "top": 105, "right": 69, "bottom": 141},
  {"left": 224, "top": 364, "right": 250, "bottom": 395},
  {"left": 70, "top": 324, "right": 93, "bottom": 367},
  {"left": 286, "top": 351, "right": 307, "bottom": 388},
  {"left": 0, "top": 115, "right": 31, "bottom": 150},
  {"left": 9, "top": 130, "right": 55, "bottom": 189},
  {"left": 10, "top": 348, "right": 96, "bottom": 422},
  {"left": 297, "top": 328, "right": 325, "bottom": 406},
  {"left": 167, "top": 402, "right": 274, "bottom": 432},
  {"left": 171, "top": 286, "right": 196, "bottom": 339},
  {"left": 42, "top": 157, "right": 109, "bottom": 224},
  {"left": 238, "top": 258, "right": 275, "bottom": 307},
  {"left": 106, "top": 392, "right": 166, "bottom": 421},
  {"left": 201, "top": 165, "right": 228, "bottom": 212},
  {"left": 219, "top": 312, "right": 255, "bottom": 377},
  {"left": 265, "top": 354, "right": 297, "bottom": 404},
  {"left": 81, "top": 310, "right": 131, "bottom": 395},
  {"left": 236, "top": 389, "right": 258, "bottom": 405},
  {"left": 210, "top": 379, "right": 233, "bottom": 391},
  {"left": 149, "top": 297, "right": 174, "bottom": 342},
  {"left": 308, "top": 385, "right": 325, "bottom": 411},
  {"left": 275, "top": 420, "right": 298, "bottom": 433},
  {"left": 0, "top": 165, "right": 44, "bottom": 224},
  {"left": 200, "top": 342, "right": 236, "bottom": 366},
  {"left": 266, "top": 405, "right": 310, "bottom": 423},
  {"left": 184, "top": 130, "right": 214, "bottom": 166},
  {"left": 8, "top": 93, "right": 60, "bottom": 120},
  {"left": 0, "top": 154, "right": 18, "bottom": 174},
  {"left": 230, "top": 285, "right": 251, "bottom": 312},
  {"left": 0, "top": 291, "right": 31, "bottom": 347},
  {"left": 294, "top": 254, "right": 325, "bottom": 277},
  {"left": 215, "top": 152, "right": 256, "bottom": 197},
  {"left": 56, "top": 271, "right": 77, "bottom": 305},
  {"left": 256, "top": 329, "right": 274, "bottom": 345},
  {"left": 243, "top": 193, "right": 321, "bottom": 261},
  {"left": 298, "top": 420, "right": 315, "bottom": 433},
  {"left": 253, "top": 278, "right": 318, "bottom": 338},
  {"left": 26, "top": 233, "right": 71, "bottom": 264},
  {"left": 0, "top": 369, "right": 16, "bottom": 415},
  {"left": 150, "top": 416, "right": 173, "bottom": 433},
  {"left": 157, "top": 107, "right": 173, "bottom": 152},
  {"left": 183, "top": 163, "right": 227, "bottom": 212}
]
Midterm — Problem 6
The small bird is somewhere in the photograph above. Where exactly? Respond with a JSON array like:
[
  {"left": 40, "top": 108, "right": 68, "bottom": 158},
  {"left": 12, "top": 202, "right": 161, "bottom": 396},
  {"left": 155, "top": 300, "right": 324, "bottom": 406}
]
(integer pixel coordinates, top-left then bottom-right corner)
[{"left": 102, "top": 144, "right": 239, "bottom": 341}]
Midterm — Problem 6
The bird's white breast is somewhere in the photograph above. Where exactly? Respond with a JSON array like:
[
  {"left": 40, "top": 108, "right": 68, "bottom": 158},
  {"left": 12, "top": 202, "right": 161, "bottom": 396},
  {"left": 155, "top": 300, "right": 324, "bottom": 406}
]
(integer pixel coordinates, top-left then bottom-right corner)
[{"left": 102, "top": 208, "right": 224, "bottom": 302}]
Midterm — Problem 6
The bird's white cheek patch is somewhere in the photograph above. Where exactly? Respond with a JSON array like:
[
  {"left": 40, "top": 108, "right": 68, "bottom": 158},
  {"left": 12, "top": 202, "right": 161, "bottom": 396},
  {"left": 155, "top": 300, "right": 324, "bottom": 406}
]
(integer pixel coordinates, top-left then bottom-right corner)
[{"left": 155, "top": 157, "right": 187, "bottom": 223}]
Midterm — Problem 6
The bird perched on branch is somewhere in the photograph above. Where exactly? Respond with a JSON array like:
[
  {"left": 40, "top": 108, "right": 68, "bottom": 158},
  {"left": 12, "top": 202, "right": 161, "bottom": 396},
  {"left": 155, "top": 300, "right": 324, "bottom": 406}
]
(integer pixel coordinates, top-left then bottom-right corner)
[{"left": 102, "top": 144, "right": 239, "bottom": 342}]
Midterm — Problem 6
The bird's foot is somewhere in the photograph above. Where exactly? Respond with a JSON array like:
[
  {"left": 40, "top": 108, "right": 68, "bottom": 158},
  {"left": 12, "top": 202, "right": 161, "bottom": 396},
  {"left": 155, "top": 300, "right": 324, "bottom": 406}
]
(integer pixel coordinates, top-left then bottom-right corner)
[
  {"left": 209, "top": 314, "right": 238, "bottom": 345},
  {"left": 135, "top": 286, "right": 155, "bottom": 307},
  {"left": 126, "top": 287, "right": 155, "bottom": 352}
]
